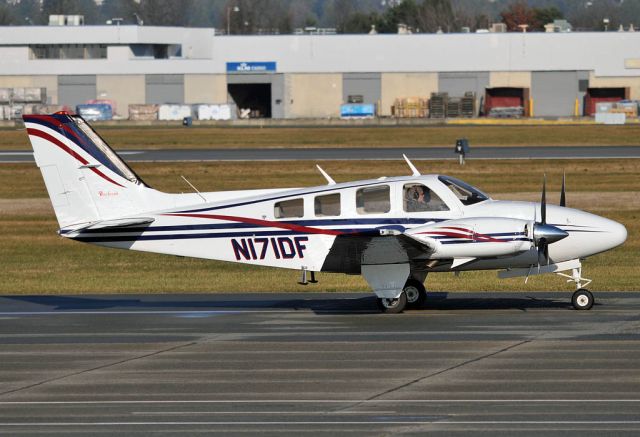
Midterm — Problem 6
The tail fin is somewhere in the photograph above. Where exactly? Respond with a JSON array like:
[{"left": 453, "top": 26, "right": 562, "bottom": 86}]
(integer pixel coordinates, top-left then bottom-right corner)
[{"left": 23, "top": 112, "right": 154, "bottom": 229}]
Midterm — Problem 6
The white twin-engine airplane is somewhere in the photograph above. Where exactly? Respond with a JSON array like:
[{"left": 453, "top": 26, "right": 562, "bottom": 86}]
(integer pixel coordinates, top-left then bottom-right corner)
[{"left": 24, "top": 113, "right": 627, "bottom": 313}]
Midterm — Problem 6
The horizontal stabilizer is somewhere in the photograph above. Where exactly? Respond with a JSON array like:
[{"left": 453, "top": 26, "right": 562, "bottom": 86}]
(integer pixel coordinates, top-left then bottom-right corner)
[{"left": 75, "top": 217, "right": 155, "bottom": 231}]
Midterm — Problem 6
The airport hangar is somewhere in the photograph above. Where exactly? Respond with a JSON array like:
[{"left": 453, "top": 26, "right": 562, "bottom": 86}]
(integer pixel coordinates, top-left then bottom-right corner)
[{"left": 1, "top": 25, "right": 640, "bottom": 119}]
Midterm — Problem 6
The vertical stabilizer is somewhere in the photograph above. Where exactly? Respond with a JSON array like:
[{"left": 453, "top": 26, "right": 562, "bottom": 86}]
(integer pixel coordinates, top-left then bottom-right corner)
[{"left": 23, "top": 112, "right": 153, "bottom": 229}]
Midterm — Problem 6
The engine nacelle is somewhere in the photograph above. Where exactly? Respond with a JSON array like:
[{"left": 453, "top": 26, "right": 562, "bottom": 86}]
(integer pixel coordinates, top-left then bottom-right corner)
[{"left": 406, "top": 217, "right": 533, "bottom": 259}]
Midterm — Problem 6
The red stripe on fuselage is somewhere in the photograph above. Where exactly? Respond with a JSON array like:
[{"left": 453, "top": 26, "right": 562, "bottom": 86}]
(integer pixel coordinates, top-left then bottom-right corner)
[
  {"left": 162, "top": 213, "right": 344, "bottom": 236},
  {"left": 419, "top": 229, "right": 505, "bottom": 243},
  {"left": 26, "top": 127, "right": 125, "bottom": 188}
]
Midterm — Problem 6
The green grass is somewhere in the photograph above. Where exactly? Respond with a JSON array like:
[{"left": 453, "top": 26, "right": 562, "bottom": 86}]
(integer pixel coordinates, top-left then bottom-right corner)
[
  {"left": 2, "top": 124, "right": 640, "bottom": 150},
  {"left": 0, "top": 159, "right": 637, "bottom": 294}
]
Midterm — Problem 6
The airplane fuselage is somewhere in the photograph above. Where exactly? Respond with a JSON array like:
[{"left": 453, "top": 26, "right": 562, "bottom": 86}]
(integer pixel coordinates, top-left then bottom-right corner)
[{"left": 61, "top": 175, "right": 627, "bottom": 275}]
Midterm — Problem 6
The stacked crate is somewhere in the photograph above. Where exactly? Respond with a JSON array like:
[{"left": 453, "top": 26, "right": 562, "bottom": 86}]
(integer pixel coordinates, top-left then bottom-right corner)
[
  {"left": 461, "top": 92, "right": 475, "bottom": 117},
  {"left": 393, "top": 97, "right": 428, "bottom": 118},
  {"left": 447, "top": 98, "right": 461, "bottom": 118},
  {"left": 429, "top": 92, "right": 448, "bottom": 118},
  {"left": 0, "top": 87, "right": 47, "bottom": 120},
  {"left": 129, "top": 104, "right": 159, "bottom": 121}
]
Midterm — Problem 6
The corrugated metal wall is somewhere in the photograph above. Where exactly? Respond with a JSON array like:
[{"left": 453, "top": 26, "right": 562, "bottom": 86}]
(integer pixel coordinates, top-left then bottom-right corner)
[
  {"left": 343, "top": 73, "right": 381, "bottom": 105},
  {"left": 58, "top": 75, "right": 96, "bottom": 108},
  {"left": 531, "top": 71, "right": 588, "bottom": 117},
  {"left": 145, "top": 74, "right": 184, "bottom": 104},
  {"left": 438, "top": 72, "right": 489, "bottom": 116},
  {"left": 439, "top": 72, "right": 489, "bottom": 96}
]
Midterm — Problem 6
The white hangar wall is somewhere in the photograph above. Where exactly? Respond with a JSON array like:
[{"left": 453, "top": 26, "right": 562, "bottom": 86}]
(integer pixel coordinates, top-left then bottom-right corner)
[{"left": 0, "top": 26, "right": 639, "bottom": 118}]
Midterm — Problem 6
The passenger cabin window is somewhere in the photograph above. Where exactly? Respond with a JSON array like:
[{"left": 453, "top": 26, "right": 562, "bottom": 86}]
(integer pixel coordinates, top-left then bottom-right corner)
[
  {"left": 403, "top": 184, "right": 449, "bottom": 212},
  {"left": 315, "top": 193, "right": 341, "bottom": 217},
  {"left": 274, "top": 198, "right": 304, "bottom": 218},
  {"left": 438, "top": 176, "right": 488, "bottom": 206},
  {"left": 356, "top": 185, "right": 390, "bottom": 214}
]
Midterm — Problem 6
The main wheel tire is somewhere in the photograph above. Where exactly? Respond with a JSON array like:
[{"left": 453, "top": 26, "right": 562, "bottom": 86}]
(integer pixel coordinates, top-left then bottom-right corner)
[
  {"left": 377, "top": 291, "right": 408, "bottom": 314},
  {"left": 404, "top": 279, "right": 426, "bottom": 309},
  {"left": 572, "top": 288, "right": 594, "bottom": 311}
]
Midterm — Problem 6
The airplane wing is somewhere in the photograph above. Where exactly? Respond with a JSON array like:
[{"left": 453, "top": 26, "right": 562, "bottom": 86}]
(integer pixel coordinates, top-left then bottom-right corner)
[
  {"left": 321, "top": 216, "right": 535, "bottom": 275},
  {"left": 321, "top": 229, "right": 436, "bottom": 274}
]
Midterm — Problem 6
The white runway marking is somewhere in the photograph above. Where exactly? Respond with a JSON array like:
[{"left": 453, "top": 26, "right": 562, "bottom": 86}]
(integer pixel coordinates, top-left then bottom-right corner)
[
  {"left": 3, "top": 399, "right": 640, "bottom": 405},
  {"left": 2, "top": 421, "right": 640, "bottom": 426},
  {"left": 131, "top": 411, "right": 397, "bottom": 415},
  {"left": 0, "top": 151, "right": 142, "bottom": 156},
  {"left": 0, "top": 309, "right": 376, "bottom": 316}
]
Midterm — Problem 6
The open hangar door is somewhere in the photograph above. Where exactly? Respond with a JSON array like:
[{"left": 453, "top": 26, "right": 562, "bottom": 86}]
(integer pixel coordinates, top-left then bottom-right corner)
[
  {"left": 584, "top": 87, "right": 629, "bottom": 116},
  {"left": 484, "top": 87, "right": 530, "bottom": 117},
  {"left": 227, "top": 73, "right": 284, "bottom": 119}
]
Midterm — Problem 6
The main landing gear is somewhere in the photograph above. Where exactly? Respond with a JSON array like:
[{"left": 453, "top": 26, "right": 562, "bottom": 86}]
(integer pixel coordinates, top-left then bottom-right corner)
[{"left": 377, "top": 279, "right": 426, "bottom": 314}]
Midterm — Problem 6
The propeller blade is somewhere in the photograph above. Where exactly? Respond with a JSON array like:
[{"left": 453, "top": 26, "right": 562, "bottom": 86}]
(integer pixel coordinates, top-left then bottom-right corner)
[
  {"left": 544, "top": 243, "right": 550, "bottom": 265},
  {"left": 560, "top": 171, "right": 566, "bottom": 207},
  {"left": 541, "top": 174, "right": 547, "bottom": 224},
  {"left": 537, "top": 238, "right": 548, "bottom": 267}
]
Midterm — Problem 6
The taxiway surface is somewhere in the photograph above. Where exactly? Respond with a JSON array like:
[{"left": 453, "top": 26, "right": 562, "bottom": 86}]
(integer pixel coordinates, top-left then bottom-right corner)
[
  {"left": 2, "top": 145, "right": 640, "bottom": 162},
  {"left": 1, "top": 291, "right": 640, "bottom": 436}
]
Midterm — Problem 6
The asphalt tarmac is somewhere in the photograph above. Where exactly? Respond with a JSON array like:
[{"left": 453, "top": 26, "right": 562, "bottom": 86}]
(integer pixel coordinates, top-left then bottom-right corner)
[
  {"left": 2, "top": 145, "right": 640, "bottom": 162},
  {"left": 1, "top": 291, "right": 640, "bottom": 436}
]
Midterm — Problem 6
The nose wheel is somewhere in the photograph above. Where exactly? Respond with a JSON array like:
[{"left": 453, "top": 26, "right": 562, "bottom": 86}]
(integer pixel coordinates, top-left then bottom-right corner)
[
  {"left": 572, "top": 288, "right": 594, "bottom": 310},
  {"left": 556, "top": 265, "right": 595, "bottom": 310}
]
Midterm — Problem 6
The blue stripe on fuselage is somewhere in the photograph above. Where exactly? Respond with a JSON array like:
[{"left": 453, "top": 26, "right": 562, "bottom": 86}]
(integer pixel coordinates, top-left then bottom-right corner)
[{"left": 60, "top": 217, "right": 444, "bottom": 235}]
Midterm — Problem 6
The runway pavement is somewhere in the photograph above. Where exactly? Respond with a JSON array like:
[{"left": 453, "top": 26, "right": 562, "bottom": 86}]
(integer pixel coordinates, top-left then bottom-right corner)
[
  {"left": 2, "top": 145, "right": 640, "bottom": 162},
  {"left": 1, "top": 291, "right": 640, "bottom": 435}
]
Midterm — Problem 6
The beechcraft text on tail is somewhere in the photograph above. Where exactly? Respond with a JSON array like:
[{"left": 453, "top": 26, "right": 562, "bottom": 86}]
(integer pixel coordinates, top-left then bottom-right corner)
[{"left": 23, "top": 112, "right": 627, "bottom": 313}]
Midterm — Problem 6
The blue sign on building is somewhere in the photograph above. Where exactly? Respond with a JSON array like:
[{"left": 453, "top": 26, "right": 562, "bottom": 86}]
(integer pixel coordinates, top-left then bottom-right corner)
[
  {"left": 226, "top": 62, "right": 277, "bottom": 73},
  {"left": 340, "top": 104, "right": 376, "bottom": 118}
]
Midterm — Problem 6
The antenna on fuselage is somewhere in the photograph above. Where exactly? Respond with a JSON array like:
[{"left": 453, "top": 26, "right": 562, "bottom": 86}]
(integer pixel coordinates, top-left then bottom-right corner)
[
  {"left": 316, "top": 165, "right": 336, "bottom": 185},
  {"left": 181, "top": 175, "right": 207, "bottom": 202},
  {"left": 403, "top": 154, "right": 421, "bottom": 176}
]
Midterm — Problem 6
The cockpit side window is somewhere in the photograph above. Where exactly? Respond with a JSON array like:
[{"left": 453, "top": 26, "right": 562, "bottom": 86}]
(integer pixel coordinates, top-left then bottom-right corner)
[
  {"left": 403, "top": 183, "right": 449, "bottom": 212},
  {"left": 438, "top": 176, "right": 489, "bottom": 206}
]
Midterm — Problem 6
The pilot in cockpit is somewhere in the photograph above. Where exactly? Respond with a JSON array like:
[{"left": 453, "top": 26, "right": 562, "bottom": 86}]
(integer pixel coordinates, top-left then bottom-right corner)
[{"left": 405, "top": 184, "right": 447, "bottom": 212}]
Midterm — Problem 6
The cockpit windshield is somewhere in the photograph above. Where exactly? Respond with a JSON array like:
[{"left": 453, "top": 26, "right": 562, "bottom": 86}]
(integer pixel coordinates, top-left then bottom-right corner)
[{"left": 438, "top": 175, "right": 489, "bottom": 206}]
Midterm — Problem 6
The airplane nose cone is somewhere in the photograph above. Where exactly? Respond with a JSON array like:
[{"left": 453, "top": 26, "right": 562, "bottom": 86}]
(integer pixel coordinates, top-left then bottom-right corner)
[
  {"left": 585, "top": 216, "right": 627, "bottom": 254},
  {"left": 534, "top": 223, "right": 569, "bottom": 244},
  {"left": 607, "top": 219, "right": 628, "bottom": 250}
]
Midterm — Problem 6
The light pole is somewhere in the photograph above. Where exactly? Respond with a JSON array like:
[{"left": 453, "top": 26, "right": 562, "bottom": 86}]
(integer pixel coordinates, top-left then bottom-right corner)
[{"left": 227, "top": 5, "right": 240, "bottom": 35}]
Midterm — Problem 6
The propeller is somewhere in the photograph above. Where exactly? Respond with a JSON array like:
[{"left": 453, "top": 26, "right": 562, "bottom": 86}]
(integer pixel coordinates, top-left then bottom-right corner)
[
  {"left": 560, "top": 171, "right": 566, "bottom": 207},
  {"left": 533, "top": 173, "right": 569, "bottom": 266}
]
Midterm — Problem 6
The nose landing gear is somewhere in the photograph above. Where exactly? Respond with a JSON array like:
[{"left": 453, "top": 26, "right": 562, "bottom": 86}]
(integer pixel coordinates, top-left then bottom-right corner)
[
  {"left": 556, "top": 265, "right": 594, "bottom": 310},
  {"left": 572, "top": 288, "right": 594, "bottom": 310}
]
